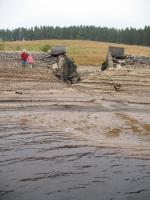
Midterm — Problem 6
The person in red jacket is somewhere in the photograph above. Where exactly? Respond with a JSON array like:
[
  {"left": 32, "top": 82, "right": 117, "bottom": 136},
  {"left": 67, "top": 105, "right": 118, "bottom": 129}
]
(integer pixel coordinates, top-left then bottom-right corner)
[{"left": 21, "top": 49, "right": 28, "bottom": 68}]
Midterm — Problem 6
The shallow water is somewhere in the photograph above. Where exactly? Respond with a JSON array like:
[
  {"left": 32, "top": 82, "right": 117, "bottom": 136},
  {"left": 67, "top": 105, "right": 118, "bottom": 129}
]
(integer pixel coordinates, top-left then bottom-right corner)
[{"left": 0, "top": 108, "right": 150, "bottom": 200}]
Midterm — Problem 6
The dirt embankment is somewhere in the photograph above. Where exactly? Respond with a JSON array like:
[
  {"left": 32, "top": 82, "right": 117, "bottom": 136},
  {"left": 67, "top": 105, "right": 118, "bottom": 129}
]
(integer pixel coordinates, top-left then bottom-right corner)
[
  {"left": 0, "top": 64, "right": 150, "bottom": 102},
  {"left": 77, "top": 66, "right": 150, "bottom": 103}
]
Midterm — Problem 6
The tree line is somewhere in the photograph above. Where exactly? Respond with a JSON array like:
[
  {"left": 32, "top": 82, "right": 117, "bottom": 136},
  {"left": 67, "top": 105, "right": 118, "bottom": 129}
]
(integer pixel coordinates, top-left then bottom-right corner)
[{"left": 0, "top": 25, "right": 150, "bottom": 46}]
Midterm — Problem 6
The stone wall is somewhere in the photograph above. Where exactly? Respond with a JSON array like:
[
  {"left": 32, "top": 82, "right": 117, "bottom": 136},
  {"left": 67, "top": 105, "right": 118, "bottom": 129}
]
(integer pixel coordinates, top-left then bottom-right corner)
[
  {"left": 0, "top": 51, "right": 50, "bottom": 68},
  {"left": 102, "top": 47, "right": 150, "bottom": 70},
  {"left": 112, "top": 54, "right": 150, "bottom": 68}
]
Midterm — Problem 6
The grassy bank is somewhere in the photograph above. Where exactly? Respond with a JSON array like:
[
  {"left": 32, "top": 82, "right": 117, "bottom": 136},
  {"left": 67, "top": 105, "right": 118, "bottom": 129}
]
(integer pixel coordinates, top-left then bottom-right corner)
[{"left": 2, "top": 40, "right": 150, "bottom": 65}]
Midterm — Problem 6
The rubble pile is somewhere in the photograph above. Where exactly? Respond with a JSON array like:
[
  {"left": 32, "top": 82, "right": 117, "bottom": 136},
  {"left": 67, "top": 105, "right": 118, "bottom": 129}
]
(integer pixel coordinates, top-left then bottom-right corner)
[
  {"left": 102, "top": 46, "right": 150, "bottom": 70},
  {"left": 113, "top": 54, "right": 150, "bottom": 68}
]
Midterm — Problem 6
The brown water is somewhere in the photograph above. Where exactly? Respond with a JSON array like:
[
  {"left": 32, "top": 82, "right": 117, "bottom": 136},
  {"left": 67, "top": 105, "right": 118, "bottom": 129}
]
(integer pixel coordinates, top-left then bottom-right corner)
[{"left": 0, "top": 107, "right": 150, "bottom": 200}]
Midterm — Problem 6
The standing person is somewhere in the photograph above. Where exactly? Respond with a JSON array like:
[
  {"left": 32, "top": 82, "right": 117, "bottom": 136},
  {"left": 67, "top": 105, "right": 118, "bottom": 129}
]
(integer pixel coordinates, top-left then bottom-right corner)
[
  {"left": 27, "top": 53, "right": 33, "bottom": 69},
  {"left": 21, "top": 49, "right": 28, "bottom": 68}
]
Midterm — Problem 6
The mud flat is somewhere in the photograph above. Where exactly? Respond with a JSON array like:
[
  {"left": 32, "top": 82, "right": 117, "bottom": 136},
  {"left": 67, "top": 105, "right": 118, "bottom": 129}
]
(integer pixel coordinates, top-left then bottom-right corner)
[{"left": 0, "top": 66, "right": 150, "bottom": 200}]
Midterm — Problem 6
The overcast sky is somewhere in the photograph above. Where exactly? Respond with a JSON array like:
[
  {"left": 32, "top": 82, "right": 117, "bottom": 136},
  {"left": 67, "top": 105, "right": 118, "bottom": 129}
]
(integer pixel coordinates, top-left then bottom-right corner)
[{"left": 0, "top": 0, "right": 149, "bottom": 29}]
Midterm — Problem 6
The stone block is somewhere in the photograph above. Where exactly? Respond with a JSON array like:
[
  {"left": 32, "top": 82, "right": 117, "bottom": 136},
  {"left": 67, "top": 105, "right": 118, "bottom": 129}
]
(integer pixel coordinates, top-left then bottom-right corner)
[{"left": 109, "top": 46, "right": 124, "bottom": 58}]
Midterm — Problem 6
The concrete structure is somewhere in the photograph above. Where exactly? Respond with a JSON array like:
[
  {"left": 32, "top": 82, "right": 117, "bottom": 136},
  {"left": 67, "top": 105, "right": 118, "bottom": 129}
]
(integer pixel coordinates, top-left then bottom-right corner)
[
  {"left": 101, "top": 46, "right": 125, "bottom": 70},
  {"left": 108, "top": 46, "right": 124, "bottom": 58},
  {"left": 106, "top": 51, "right": 113, "bottom": 68}
]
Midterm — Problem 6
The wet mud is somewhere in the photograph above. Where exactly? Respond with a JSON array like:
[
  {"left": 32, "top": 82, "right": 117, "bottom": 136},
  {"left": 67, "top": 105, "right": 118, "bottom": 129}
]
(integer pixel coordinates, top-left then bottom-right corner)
[{"left": 0, "top": 66, "right": 150, "bottom": 200}]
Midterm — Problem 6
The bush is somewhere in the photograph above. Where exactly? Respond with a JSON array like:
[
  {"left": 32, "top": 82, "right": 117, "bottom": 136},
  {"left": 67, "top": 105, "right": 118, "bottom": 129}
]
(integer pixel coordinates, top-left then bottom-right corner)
[
  {"left": 40, "top": 44, "right": 51, "bottom": 52},
  {"left": 16, "top": 46, "right": 20, "bottom": 51},
  {"left": 0, "top": 42, "right": 5, "bottom": 51}
]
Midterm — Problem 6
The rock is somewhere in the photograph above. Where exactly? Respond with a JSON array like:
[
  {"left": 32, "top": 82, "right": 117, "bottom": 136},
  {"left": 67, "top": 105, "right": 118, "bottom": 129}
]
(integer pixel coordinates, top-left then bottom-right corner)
[
  {"left": 114, "top": 84, "right": 121, "bottom": 91},
  {"left": 15, "top": 91, "right": 23, "bottom": 94},
  {"left": 116, "top": 64, "right": 122, "bottom": 69}
]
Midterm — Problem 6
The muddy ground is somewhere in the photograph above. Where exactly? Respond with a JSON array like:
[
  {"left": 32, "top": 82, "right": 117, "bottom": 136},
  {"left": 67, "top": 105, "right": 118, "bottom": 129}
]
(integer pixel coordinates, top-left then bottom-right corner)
[{"left": 0, "top": 65, "right": 150, "bottom": 200}]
